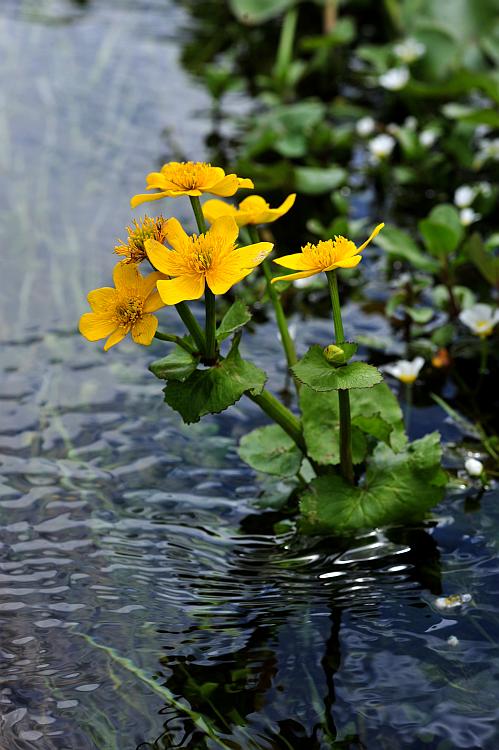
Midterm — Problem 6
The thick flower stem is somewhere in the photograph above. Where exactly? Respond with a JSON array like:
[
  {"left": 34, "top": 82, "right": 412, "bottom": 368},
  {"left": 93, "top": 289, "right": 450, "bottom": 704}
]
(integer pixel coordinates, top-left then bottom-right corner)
[
  {"left": 174, "top": 302, "right": 206, "bottom": 354},
  {"left": 154, "top": 331, "right": 196, "bottom": 354},
  {"left": 248, "top": 226, "right": 299, "bottom": 394},
  {"left": 326, "top": 270, "right": 354, "bottom": 485},
  {"left": 479, "top": 338, "right": 489, "bottom": 375},
  {"left": 248, "top": 389, "right": 306, "bottom": 453},
  {"left": 189, "top": 195, "right": 217, "bottom": 361}
]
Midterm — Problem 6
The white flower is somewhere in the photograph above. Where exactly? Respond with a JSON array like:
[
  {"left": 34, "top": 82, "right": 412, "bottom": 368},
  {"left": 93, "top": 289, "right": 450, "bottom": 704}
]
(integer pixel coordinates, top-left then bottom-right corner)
[
  {"left": 419, "top": 129, "right": 438, "bottom": 148},
  {"left": 384, "top": 356, "right": 424, "bottom": 384},
  {"left": 394, "top": 38, "right": 426, "bottom": 63},
  {"left": 435, "top": 594, "right": 471, "bottom": 611},
  {"left": 447, "top": 635, "right": 459, "bottom": 647},
  {"left": 369, "top": 133, "right": 396, "bottom": 160},
  {"left": 403, "top": 116, "right": 417, "bottom": 131},
  {"left": 356, "top": 116, "right": 376, "bottom": 137},
  {"left": 379, "top": 67, "right": 410, "bottom": 91},
  {"left": 454, "top": 185, "right": 475, "bottom": 208},
  {"left": 477, "top": 181, "right": 492, "bottom": 196},
  {"left": 459, "top": 303, "right": 499, "bottom": 337},
  {"left": 465, "top": 458, "right": 484, "bottom": 477},
  {"left": 474, "top": 137, "right": 499, "bottom": 168},
  {"left": 459, "top": 207, "right": 481, "bottom": 226}
]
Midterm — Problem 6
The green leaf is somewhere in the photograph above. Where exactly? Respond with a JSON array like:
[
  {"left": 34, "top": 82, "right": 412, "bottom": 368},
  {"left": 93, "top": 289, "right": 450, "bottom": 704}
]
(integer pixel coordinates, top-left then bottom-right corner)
[
  {"left": 294, "top": 165, "right": 347, "bottom": 195},
  {"left": 149, "top": 346, "right": 199, "bottom": 382},
  {"left": 239, "top": 425, "right": 303, "bottom": 477},
  {"left": 465, "top": 233, "right": 499, "bottom": 288},
  {"left": 419, "top": 204, "right": 463, "bottom": 256},
  {"left": 403, "top": 305, "right": 434, "bottom": 324},
  {"left": 164, "top": 338, "right": 267, "bottom": 424},
  {"left": 299, "top": 433, "right": 447, "bottom": 534},
  {"left": 373, "top": 225, "right": 440, "bottom": 273},
  {"left": 292, "top": 346, "right": 382, "bottom": 391},
  {"left": 228, "top": 0, "right": 296, "bottom": 24},
  {"left": 216, "top": 299, "right": 252, "bottom": 342},
  {"left": 300, "top": 382, "right": 406, "bottom": 466}
]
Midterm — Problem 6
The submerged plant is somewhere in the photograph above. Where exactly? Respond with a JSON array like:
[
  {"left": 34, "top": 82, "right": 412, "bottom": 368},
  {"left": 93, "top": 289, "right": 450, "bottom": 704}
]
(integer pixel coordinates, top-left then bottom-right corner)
[{"left": 79, "top": 159, "right": 448, "bottom": 536}]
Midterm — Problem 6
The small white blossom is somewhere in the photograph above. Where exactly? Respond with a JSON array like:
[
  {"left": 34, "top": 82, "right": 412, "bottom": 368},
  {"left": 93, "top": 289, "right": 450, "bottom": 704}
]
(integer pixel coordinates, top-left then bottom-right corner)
[
  {"left": 394, "top": 38, "right": 426, "bottom": 64},
  {"left": 459, "top": 207, "right": 481, "bottom": 226},
  {"left": 379, "top": 67, "right": 410, "bottom": 91},
  {"left": 477, "top": 181, "right": 492, "bottom": 196},
  {"left": 384, "top": 356, "right": 424, "bottom": 384},
  {"left": 465, "top": 458, "right": 484, "bottom": 477},
  {"left": 454, "top": 185, "right": 476, "bottom": 208},
  {"left": 474, "top": 137, "right": 499, "bottom": 168},
  {"left": 419, "top": 129, "right": 438, "bottom": 148},
  {"left": 404, "top": 116, "right": 417, "bottom": 131},
  {"left": 369, "top": 133, "right": 396, "bottom": 160},
  {"left": 435, "top": 594, "right": 471, "bottom": 611},
  {"left": 447, "top": 635, "right": 459, "bottom": 647},
  {"left": 459, "top": 303, "right": 499, "bottom": 337},
  {"left": 356, "top": 116, "right": 376, "bottom": 137}
]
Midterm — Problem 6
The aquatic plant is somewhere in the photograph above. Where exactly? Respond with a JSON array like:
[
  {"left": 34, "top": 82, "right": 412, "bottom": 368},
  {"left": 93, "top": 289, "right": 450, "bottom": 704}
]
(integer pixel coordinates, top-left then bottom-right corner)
[{"left": 80, "top": 160, "right": 448, "bottom": 535}]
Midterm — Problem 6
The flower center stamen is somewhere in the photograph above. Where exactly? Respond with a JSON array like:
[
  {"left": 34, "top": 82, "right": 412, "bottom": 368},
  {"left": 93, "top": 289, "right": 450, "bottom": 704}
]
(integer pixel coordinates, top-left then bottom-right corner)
[
  {"left": 162, "top": 161, "right": 212, "bottom": 190},
  {"left": 115, "top": 296, "right": 143, "bottom": 327}
]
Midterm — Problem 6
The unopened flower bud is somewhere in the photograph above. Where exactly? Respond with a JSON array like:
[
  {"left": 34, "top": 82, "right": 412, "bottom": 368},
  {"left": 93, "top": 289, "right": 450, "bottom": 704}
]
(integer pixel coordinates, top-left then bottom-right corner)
[{"left": 465, "top": 458, "right": 484, "bottom": 477}]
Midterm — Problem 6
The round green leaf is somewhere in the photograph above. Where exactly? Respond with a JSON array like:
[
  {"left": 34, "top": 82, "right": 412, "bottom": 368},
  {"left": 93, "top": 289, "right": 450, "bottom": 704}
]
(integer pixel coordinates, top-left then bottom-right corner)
[
  {"left": 239, "top": 425, "right": 303, "bottom": 477},
  {"left": 292, "top": 346, "right": 382, "bottom": 391}
]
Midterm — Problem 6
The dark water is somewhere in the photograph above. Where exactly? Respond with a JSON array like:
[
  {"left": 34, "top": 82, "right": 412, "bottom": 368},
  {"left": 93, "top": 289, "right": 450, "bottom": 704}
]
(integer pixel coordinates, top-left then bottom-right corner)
[{"left": 1, "top": 2, "right": 499, "bottom": 748}]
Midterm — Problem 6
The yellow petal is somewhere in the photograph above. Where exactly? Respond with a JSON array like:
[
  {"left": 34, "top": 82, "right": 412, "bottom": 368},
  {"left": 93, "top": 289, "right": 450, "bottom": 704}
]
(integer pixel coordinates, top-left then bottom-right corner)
[
  {"left": 209, "top": 175, "right": 243, "bottom": 197},
  {"left": 131, "top": 314, "right": 158, "bottom": 345},
  {"left": 208, "top": 215, "right": 239, "bottom": 250},
  {"left": 113, "top": 262, "right": 141, "bottom": 290},
  {"left": 143, "top": 289, "right": 164, "bottom": 313},
  {"left": 87, "top": 287, "right": 116, "bottom": 313},
  {"left": 157, "top": 274, "right": 205, "bottom": 305},
  {"left": 141, "top": 271, "right": 165, "bottom": 299},
  {"left": 79, "top": 313, "right": 117, "bottom": 341},
  {"left": 130, "top": 191, "right": 169, "bottom": 209},
  {"left": 271, "top": 193, "right": 296, "bottom": 219},
  {"left": 237, "top": 177, "right": 254, "bottom": 190},
  {"left": 202, "top": 199, "right": 237, "bottom": 225},
  {"left": 271, "top": 270, "right": 318, "bottom": 284},
  {"left": 163, "top": 217, "right": 190, "bottom": 249},
  {"left": 273, "top": 253, "right": 316, "bottom": 271},
  {"left": 325, "top": 255, "right": 362, "bottom": 271},
  {"left": 357, "top": 222, "right": 384, "bottom": 253},
  {"left": 205, "top": 259, "right": 245, "bottom": 295},
  {"left": 146, "top": 172, "right": 171, "bottom": 188},
  {"left": 234, "top": 241, "right": 273, "bottom": 268},
  {"left": 145, "top": 239, "right": 182, "bottom": 276},
  {"left": 199, "top": 166, "right": 226, "bottom": 189},
  {"left": 104, "top": 328, "right": 128, "bottom": 351}
]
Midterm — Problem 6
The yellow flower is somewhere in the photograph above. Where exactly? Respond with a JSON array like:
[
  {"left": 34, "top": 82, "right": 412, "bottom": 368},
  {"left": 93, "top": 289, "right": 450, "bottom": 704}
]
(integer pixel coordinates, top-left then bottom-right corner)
[
  {"left": 130, "top": 161, "right": 254, "bottom": 209},
  {"left": 203, "top": 193, "right": 296, "bottom": 227},
  {"left": 271, "top": 224, "right": 384, "bottom": 283},
  {"left": 79, "top": 264, "right": 165, "bottom": 351},
  {"left": 115, "top": 215, "right": 168, "bottom": 264},
  {"left": 145, "top": 216, "right": 273, "bottom": 305}
]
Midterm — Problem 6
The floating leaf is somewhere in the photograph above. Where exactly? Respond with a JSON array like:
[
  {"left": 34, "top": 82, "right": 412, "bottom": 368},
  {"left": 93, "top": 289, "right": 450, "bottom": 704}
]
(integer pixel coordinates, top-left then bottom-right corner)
[
  {"left": 239, "top": 424, "right": 303, "bottom": 477},
  {"left": 216, "top": 299, "right": 252, "bottom": 342},
  {"left": 164, "top": 338, "right": 266, "bottom": 424},
  {"left": 465, "top": 233, "right": 499, "bottom": 288},
  {"left": 300, "top": 433, "right": 447, "bottom": 534},
  {"left": 292, "top": 346, "right": 382, "bottom": 391},
  {"left": 149, "top": 346, "right": 199, "bottom": 382}
]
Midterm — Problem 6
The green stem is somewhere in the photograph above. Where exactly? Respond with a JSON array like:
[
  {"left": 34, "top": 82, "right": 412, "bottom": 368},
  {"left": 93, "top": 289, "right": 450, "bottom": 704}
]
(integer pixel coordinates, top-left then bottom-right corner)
[
  {"left": 479, "top": 337, "right": 489, "bottom": 375},
  {"left": 404, "top": 381, "right": 413, "bottom": 433},
  {"left": 174, "top": 302, "right": 205, "bottom": 354},
  {"left": 326, "top": 270, "right": 354, "bottom": 484},
  {"left": 248, "top": 389, "right": 306, "bottom": 453},
  {"left": 274, "top": 7, "right": 298, "bottom": 86},
  {"left": 189, "top": 195, "right": 207, "bottom": 234},
  {"left": 189, "top": 195, "right": 217, "bottom": 361},
  {"left": 154, "top": 331, "right": 196, "bottom": 354},
  {"left": 249, "top": 226, "right": 299, "bottom": 394}
]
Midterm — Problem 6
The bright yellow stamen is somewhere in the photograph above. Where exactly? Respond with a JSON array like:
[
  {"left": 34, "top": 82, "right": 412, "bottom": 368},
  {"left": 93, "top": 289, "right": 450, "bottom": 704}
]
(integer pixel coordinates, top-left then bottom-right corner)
[
  {"left": 302, "top": 236, "right": 357, "bottom": 270},
  {"left": 398, "top": 374, "right": 417, "bottom": 384},
  {"left": 160, "top": 162, "right": 215, "bottom": 190},
  {"left": 115, "top": 216, "right": 167, "bottom": 264}
]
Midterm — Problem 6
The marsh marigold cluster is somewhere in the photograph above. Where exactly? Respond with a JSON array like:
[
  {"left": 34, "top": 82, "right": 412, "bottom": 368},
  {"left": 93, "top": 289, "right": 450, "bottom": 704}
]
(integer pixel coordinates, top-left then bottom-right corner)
[{"left": 79, "top": 159, "right": 382, "bottom": 352}]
